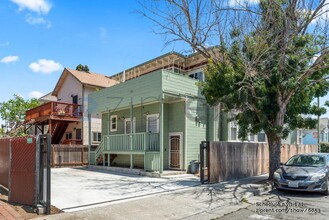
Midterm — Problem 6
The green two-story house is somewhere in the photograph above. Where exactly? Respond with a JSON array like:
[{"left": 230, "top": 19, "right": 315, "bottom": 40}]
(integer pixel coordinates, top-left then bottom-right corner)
[{"left": 86, "top": 51, "right": 302, "bottom": 174}]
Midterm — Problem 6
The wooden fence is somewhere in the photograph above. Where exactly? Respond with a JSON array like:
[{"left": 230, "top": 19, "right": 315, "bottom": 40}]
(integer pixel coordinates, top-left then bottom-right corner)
[
  {"left": 52, "top": 145, "right": 88, "bottom": 167},
  {"left": 208, "top": 142, "right": 318, "bottom": 183}
]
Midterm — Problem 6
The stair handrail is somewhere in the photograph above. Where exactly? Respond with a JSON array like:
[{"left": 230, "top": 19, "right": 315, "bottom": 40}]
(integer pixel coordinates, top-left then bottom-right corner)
[{"left": 94, "top": 137, "right": 105, "bottom": 163}]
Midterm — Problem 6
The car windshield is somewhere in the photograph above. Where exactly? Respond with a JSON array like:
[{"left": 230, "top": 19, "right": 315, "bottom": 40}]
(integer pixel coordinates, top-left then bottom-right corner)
[{"left": 285, "top": 155, "right": 325, "bottom": 167}]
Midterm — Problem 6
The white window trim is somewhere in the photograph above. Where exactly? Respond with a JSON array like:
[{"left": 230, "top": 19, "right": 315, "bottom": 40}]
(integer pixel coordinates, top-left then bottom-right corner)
[
  {"left": 257, "top": 131, "right": 267, "bottom": 143},
  {"left": 228, "top": 112, "right": 238, "bottom": 141},
  {"left": 146, "top": 113, "right": 159, "bottom": 133},
  {"left": 65, "top": 132, "right": 72, "bottom": 140},
  {"left": 92, "top": 132, "right": 102, "bottom": 143},
  {"left": 110, "top": 115, "right": 117, "bottom": 132},
  {"left": 124, "top": 117, "right": 136, "bottom": 134}
]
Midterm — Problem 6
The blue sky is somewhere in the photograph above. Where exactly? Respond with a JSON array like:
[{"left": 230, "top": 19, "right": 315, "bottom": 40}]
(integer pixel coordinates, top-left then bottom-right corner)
[
  {"left": 0, "top": 0, "right": 328, "bottom": 118},
  {"left": 0, "top": 0, "right": 188, "bottom": 102}
]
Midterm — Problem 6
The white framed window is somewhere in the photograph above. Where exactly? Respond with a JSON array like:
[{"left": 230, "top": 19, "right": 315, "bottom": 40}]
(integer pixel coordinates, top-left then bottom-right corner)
[
  {"left": 297, "top": 129, "right": 303, "bottom": 144},
  {"left": 229, "top": 112, "right": 238, "bottom": 141},
  {"left": 110, "top": 115, "right": 117, "bottom": 132},
  {"left": 189, "top": 71, "right": 204, "bottom": 81},
  {"left": 92, "top": 132, "right": 102, "bottom": 143},
  {"left": 257, "top": 132, "right": 266, "bottom": 142},
  {"left": 65, "top": 132, "right": 72, "bottom": 140},
  {"left": 249, "top": 134, "right": 255, "bottom": 142},
  {"left": 125, "top": 118, "right": 136, "bottom": 134},
  {"left": 146, "top": 114, "right": 159, "bottom": 133}
]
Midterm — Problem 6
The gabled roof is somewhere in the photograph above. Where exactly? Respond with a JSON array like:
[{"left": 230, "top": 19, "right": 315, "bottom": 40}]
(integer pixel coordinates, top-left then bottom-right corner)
[
  {"left": 39, "top": 92, "right": 57, "bottom": 103},
  {"left": 52, "top": 68, "right": 118, "bottom": 96}
]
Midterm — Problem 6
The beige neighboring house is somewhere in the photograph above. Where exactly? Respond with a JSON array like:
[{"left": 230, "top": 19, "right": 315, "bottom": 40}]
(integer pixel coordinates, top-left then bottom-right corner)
[{"left": 25, "top": 68, "right": 118, "bottom": 148}]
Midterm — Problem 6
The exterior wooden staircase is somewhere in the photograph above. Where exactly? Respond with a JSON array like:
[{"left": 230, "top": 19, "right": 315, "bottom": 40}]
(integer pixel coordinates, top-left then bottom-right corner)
[
  {"left": 51, "top": 122, "right": 69, "bottom": 144},
  {"left": 93, "top": 138, "right": 117, "bottom": 165}
]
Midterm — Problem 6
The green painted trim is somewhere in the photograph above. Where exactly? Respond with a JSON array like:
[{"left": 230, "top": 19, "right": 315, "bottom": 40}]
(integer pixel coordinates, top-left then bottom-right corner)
[
  {"left": 159, "top": 94, "right": 164, "bottom": 173},
  {"left": 103, "top": 151, "right": 146, "bottom": 155}
]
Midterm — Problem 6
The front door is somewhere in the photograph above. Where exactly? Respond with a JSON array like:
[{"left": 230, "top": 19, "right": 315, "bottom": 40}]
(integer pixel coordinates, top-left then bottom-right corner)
[{"left": 169, "top": 134, "right": 181, "bottom": 169}]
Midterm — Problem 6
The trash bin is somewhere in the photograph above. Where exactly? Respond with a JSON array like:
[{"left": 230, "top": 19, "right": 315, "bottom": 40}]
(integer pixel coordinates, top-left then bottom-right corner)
[{"left": 190, "top": 160, "right": 200, "bottom": 174}]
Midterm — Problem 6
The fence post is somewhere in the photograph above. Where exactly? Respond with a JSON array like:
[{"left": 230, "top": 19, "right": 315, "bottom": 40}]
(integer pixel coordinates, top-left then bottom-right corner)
[
  {"left": 81, "top": 147, "right": 84, "bottom": 166},
  {"left": 51, "top": 146, "right": 55, "bottom": 168}
]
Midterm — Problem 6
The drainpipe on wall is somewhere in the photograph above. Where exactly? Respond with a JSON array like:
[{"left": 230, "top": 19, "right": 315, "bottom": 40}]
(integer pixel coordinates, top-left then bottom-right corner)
[
  {"left": 82, "top": 85, "right": 84, "bottom": 145},
  {"left": 88, "top": 113, "right": 91, "bottom": 165},
  {"left": 159, "top": 94, "right": 164, "bottom": 173},
  {"left": 184, "top": 96, "right": 188, "bottom": 171}
]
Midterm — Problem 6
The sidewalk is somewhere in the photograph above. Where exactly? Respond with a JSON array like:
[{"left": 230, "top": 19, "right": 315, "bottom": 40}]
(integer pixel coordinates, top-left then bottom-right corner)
[
  {"left": 0, "top": 201, "right": 23, "bottom": 220},
  {"left": 32, "top": 175, "right": 272, "bottom": 220}
]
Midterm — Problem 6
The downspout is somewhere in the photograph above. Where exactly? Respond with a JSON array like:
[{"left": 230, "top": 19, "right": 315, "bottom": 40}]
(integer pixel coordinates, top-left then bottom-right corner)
[
  {"left": 82, "top": 85, "right": 84, "bottom": 145},
  {"left": 184, "top": 96, "right": 188, "bottom": 171},
  {"left": 88, "top": 113, "right": 91, "bottom": 165},
  {"left": 159, "top": 94, "right": 164, "bottom": 173}
]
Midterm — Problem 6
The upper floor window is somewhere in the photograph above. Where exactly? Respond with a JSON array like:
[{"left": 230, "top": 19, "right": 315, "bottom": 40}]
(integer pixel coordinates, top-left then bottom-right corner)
[
  {"left": 189, "top": 72, "right": 204, "bottom": 81},
  {"left": 110, "top": 115, "right": 117, "bottom": 132}
]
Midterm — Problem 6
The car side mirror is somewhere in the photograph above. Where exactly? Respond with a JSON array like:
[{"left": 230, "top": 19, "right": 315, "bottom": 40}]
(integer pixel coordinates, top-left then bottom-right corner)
[{"left": 280, "top": 162, "right": 284, "bottom": 166}]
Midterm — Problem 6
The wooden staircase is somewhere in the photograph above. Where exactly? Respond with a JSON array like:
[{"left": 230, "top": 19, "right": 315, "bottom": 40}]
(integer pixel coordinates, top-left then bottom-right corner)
[
  {"left": 51, "top": 122, "right": 69, "bottom": 144},
  {"left": 93, "top": 138, "right": 117, "bottom": 165}
]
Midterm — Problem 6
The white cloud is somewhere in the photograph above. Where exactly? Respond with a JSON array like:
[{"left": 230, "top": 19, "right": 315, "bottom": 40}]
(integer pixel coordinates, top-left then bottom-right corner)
[
  {"left": 26, "top": 14, "right": 51, "bottom": 28},
  {"left": 0, "top": 42, "right": 10, "bottom": 47},
  {"left": 29, "top": 59, "right": 63, "bottom": 74},
  {"left": 28, "top": 91, "right": 44, "bottom": 99},
  {"left": 0, "top": 56, "right": 19, "bottom": 64},
  {"left": 11, "top": 0, "right": 52, "bottom": 14}
]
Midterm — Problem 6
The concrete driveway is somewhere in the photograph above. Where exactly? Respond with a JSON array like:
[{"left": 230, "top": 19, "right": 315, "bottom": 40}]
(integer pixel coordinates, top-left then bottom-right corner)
[{"left": 51, "top": 167, "right": 200, "bottom": 212}]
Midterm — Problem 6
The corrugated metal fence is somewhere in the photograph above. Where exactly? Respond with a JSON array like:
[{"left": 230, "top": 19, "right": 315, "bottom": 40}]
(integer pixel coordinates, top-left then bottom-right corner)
[{"left": 208, "top": 142, "right": 318, "bottom": 183}]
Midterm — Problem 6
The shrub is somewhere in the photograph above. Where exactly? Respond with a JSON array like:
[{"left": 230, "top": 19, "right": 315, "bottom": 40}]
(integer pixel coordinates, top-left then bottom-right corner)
[{"left": 320, "top": 142, "right": 329, "bottom": 153}]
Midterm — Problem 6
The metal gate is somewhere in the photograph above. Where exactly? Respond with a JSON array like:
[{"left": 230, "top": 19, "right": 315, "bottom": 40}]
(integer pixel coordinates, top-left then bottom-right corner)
[
  {"left": 200, "top": 141, "right": 209, "bottom": 184},
  {"left": 35, "top": 134, "right": 51, "bottom": 214}
]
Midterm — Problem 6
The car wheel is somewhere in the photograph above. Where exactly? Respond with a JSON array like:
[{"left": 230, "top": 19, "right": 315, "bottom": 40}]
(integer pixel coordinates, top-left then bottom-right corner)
[{"left": 320, "top": 179, "right": 329, "bottom": 196}]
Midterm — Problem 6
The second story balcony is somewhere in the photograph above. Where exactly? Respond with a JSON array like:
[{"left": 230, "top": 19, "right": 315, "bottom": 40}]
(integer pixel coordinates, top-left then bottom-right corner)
[{"left": 25, "top": 101, "right": 82, "bottom": 123}]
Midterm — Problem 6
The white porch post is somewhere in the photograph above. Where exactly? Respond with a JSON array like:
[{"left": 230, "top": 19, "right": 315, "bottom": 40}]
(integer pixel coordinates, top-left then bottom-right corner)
[
  {"left": 130, "top": 97, "right": 133, "bottom": 169},
  {"left": 159, "top": 94, "right": 164, "bottom": 173},
  {"left": 107, "top": 109, "right": 110, "bottom": 167}
]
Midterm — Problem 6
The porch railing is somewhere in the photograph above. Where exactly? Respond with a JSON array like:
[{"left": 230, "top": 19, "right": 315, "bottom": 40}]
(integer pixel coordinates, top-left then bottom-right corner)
[
  {"left": 25, "top": 101, "right": 82, "bottom": 122},
  {"left": 103, "top": 132, "right": 159, "bottom": 152}
]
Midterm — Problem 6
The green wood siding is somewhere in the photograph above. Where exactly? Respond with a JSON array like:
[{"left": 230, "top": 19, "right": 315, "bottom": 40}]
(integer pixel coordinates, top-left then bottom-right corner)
[
  {"left": 101, "top": 103, "right": 160, "bottom": 135},
  {"left": 162, "top": 70, "right": 202, "bottom": 97},
  {"left": 102, "top": 113, "right": 108, "bottom": 136},
  {"left": 112, "top": 154, "right": 144, "bottom": 168},
  {"left": 89, "top": 70, "right": 162, "bottom": 114},
  {"left": 186, "top": 97, "right": 207, "bottom": 171}
]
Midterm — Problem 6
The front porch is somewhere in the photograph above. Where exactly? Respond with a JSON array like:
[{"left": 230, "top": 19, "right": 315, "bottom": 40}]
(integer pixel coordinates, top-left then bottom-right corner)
[{"left": 90, "top": 132, "right": 161, "bottom": 171}]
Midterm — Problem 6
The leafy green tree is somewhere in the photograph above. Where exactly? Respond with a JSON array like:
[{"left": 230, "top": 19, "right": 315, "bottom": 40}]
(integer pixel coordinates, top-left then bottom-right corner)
[
  {"left": 76, "top": 64, "right": 90, "bottom": 72},
  {"left": 0, "top": 94, "right": 40, "bottom": 137},
  {"left": 141, "top": 0, "right": 329, "bottom": 179}
]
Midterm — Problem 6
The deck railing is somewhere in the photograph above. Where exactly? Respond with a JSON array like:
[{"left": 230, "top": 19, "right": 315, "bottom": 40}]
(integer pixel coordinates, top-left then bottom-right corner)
[
  {"left": 103, "top": 132, "right": 159, "bottom": 152},
  {"left": 25, "top": 101, "right": 82, "bottom": 122}
]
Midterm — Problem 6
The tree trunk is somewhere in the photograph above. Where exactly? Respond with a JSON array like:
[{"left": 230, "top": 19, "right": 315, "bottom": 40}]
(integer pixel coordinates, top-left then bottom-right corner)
[{"left": 267, "top": 133, "right": 282, "bottom": 180}]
